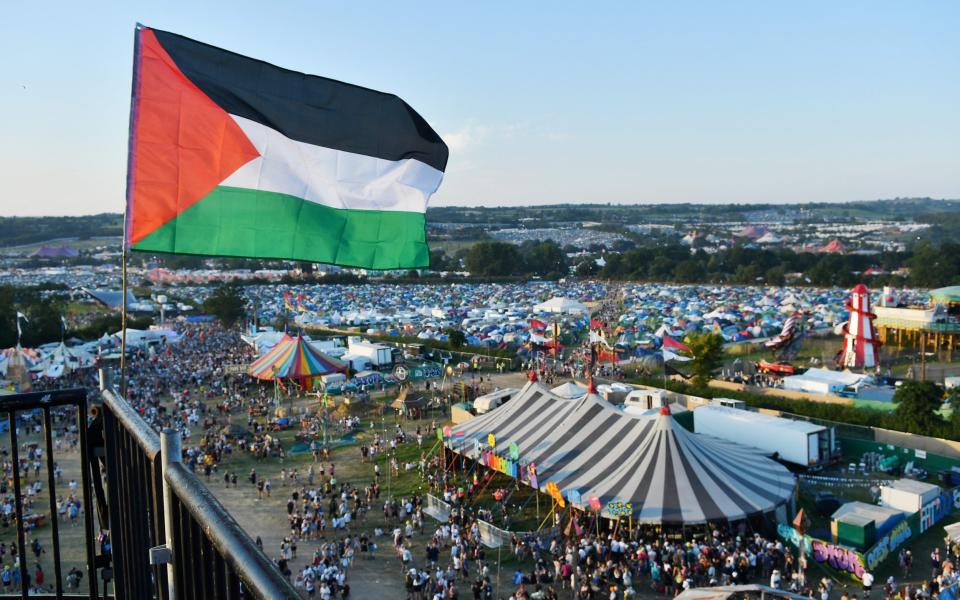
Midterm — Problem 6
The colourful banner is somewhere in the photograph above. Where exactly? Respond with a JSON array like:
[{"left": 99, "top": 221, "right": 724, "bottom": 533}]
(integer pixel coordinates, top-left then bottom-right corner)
[
  {"left": 606, "top": 501, "right": 633, "bottom": 517},
  {"left": 482, "top": 450, "right": 517, "bottom": 478}
]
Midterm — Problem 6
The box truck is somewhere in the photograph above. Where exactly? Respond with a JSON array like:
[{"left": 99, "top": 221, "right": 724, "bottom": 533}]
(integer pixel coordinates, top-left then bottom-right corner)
[
  {"left": 347, "top": 340, "right": 394, "bottom": 368},
  {"left": 693, "top": 405, "right": 835, "bottom": 467}
]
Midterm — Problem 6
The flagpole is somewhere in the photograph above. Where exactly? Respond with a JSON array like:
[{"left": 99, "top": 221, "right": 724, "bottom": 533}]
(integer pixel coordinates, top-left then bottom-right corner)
[
  {"left": 120, "top": 242, "right": 129, "bottom": 397},
  {"left": 119, "top": 24, "right": 144, "bottom": 399}
]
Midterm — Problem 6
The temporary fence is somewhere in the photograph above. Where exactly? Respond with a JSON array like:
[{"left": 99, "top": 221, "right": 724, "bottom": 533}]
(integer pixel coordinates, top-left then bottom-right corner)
[
  {"left": 424, "top": 494, "right": 452, "bottom": 522},
  {"left": 476, "top": 520, "right": 512, "bottom": 548},
  {"left": 476, "top": 520, "right": 559, "bottom": 549},
  {"left": 798, "top": 474, "right": 889, "bottom": 489}
]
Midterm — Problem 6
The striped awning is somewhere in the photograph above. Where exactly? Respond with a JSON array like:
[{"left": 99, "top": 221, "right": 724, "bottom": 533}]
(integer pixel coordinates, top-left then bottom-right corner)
[
  {"left": 449, "top": 382, "right": 795, "bottom": 525},
  {"left": 247, "top": 334, "right": 346, "bottom": 381}
]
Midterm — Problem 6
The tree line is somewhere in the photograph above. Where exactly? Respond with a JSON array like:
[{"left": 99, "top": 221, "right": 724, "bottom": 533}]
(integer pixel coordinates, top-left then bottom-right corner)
[
  {"left": 0, "top": 285, "right": 152, "bottom": 348},
  {"left": 430, "top": 239, "right": 960, "bottom": 288},
  {"left": 587, "top": 241, "right": 960, "bottom": 288}
]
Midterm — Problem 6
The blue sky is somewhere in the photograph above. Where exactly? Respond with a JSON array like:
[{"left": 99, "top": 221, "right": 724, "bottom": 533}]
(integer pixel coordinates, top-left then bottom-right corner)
[{"left": 3, "top": 1, "right": 958, "bottom": 215}]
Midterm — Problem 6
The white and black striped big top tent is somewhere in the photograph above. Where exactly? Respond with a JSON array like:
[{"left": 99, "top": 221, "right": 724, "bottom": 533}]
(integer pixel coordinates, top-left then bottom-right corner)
[{"left": 448, "top": 381, "right": 796, "bottom": 525}]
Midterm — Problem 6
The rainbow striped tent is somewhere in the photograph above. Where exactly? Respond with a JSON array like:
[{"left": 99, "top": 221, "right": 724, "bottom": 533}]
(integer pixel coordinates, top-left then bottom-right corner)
[{"left": 247, "top": 334, "right": 346, "bottom": 383}]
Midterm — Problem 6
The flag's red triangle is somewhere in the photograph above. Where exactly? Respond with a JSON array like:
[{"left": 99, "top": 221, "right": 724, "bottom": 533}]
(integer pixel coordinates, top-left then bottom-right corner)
[{"left": 128, "top": 28, "right": 259, "bottom": 246}]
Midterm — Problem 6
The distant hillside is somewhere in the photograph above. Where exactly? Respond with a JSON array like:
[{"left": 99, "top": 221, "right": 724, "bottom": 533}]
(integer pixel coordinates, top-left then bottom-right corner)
[
  {"left": 427, "top": 197, "right": 960, "bottom": 224},
  {"left": 0, "top": 214, "right": 122, "bottom": 248},
  {"left": 2, "top": 198, "right": 958, "bottom": 248}
]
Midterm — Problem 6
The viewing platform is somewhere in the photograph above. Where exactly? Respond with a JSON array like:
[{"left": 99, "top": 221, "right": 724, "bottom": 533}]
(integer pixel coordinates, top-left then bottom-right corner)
[{"left": 0, "top": 380, "right": 298, "bottom": 599}]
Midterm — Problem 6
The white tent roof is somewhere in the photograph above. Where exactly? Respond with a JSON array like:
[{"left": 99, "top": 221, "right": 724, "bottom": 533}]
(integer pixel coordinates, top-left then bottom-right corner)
[
  {"left": 449, "top": 382, "right": 795, "bottom": 524},
  {"left": 550, "top": 381, "right": 588, "bottom": 399},
  {"left": 785, "top": 367, "right": 868, "bottom": 388},
  {"left": 533, "top": 297, "right": 588, "bottom": 314}
]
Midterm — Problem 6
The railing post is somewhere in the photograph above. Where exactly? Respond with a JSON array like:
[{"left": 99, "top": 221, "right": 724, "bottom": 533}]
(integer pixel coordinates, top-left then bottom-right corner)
[
  {"left": 99, "top": 367, "right": 112, "bottom": 392},
  {"left": 160, "top": 429, "right": 181, "bottom": 600}
]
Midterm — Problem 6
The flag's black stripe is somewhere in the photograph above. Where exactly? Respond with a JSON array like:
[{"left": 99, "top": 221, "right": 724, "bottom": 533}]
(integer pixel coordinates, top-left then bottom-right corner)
[{"left": 151, "top": 28, "right": 448, "bottom": 172}]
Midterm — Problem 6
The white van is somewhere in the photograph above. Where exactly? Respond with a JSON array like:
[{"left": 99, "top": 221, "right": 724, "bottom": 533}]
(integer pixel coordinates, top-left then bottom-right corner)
[{"left": 320, "top": 373, "right": 347, "bottom": 390}]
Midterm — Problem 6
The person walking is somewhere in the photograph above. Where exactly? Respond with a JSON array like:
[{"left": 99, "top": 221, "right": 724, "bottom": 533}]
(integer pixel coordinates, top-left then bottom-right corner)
[{"left": 861, "top": 570, "right": 874, "bottom": 597}]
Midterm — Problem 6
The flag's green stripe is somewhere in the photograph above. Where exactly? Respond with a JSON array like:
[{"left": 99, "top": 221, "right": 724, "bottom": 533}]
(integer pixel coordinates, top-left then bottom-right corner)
[{"left": 131, "top": 186, "right": 429, "bottom": 269}]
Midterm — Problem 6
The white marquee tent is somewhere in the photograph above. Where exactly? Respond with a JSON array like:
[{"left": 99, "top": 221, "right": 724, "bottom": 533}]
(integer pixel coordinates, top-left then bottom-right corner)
[{"left": 448, "top": 382, "right": 796, "bottom": 524}]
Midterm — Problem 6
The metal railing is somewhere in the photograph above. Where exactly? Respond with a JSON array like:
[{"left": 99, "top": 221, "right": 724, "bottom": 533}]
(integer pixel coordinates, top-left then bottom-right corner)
[
  {"left": 0, "top": 387, "right": 99, "bottom": 600},
  {"left": 99, "top": 387, "right": 299, "bottom": 599},
  {"left": 100, "top": 386, "right": 165, "bottom": 600}
]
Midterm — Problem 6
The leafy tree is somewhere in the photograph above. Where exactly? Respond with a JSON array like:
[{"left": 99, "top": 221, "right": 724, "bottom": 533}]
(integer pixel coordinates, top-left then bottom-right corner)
[
  {"left": 428, "top": 248, "right": 452, "bottom": 271},
  {"left": 684, "top": 333, "right": 725, "bottom": 388},
  {"left": 464, "top": 241, "right": 524, "bottom": 276},
  {"left": 894, "top": 380, "right": 945, "bottom": 434},
  {"left": 575, "top": 260, "right": 599, "bottom": 277},
  {"left": 21, "top": 297, "right": 66, "bottom": 347},
  {"left": 733, "top": 264, "right": 761, "bottom": 284},
  {"left": 765, "top": 266, "right": 787, "bottom": 286},
  {"left": 647, "top": 256, "right": 675, "bottom": 281},
  {"left": 445, "top": 328, "right": 466, "bottom": 348},
  {"left": 908, "top": 242, "right": 960, "bottom": 288},
  {"left": 0, "top": 286, "right": 17, "bottom": 347},
  {"left": 674, "top": 259, "right": 705, "bottom": 283},
  {"left": 71, "top": 314, "right": 153, "bottom": 341},
  {"left": 0, "top": 287, "right": 65, "bottom": 346},
  {"left": 520, "top": 241, "right": 568, "bottom": 278},
  {"left": 203, "top": 282, "right": 246, "bottom": 327}
]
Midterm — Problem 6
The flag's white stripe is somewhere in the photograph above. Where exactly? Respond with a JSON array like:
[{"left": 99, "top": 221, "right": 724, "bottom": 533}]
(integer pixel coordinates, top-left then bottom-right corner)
[{"left": 221, "top": 115, "right": 443, "bottom": 214}]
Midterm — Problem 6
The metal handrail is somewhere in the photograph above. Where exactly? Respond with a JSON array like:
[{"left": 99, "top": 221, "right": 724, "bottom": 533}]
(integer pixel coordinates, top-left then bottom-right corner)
[
  {"left": 100, "top": 388, "right": 298, "bottom": 599},
  {"left": 165, "top": 463, "right": 299, "bottom": 598},
  {"left": 101, "top": 387, "right": 161, "bottom": 458}
]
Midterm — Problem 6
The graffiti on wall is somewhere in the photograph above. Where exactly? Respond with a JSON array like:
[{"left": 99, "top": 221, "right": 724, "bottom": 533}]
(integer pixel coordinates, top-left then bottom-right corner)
[
  {"left": 812, "top": 540, "right": 866, "bottom": 579},
  {"left": 920, "top": 489, "right": 960, "bottom": 534},
  {"left": 865, "top": 520, "right": 912, "bottom": 571}
]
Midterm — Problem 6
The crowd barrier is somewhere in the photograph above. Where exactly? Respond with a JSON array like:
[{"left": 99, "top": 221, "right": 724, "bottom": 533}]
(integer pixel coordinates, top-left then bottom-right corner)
[
  {"left": 799, "top": 474, "right": 888, "bottom": 488},
  {"left": 424, "top": 493, "right": 452, "bottom": 522}
]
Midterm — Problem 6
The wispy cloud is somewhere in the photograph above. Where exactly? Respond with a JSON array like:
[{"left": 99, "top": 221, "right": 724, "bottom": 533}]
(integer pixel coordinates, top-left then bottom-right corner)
[
  {"left": 442, "top": 120, "right": 529, "bottom": 152},
  {"left": 442, "top": 121, "right": 490, "bottom": 152},
  {"left": 545, "top": 132, "right": 575, "bottom": 142}
]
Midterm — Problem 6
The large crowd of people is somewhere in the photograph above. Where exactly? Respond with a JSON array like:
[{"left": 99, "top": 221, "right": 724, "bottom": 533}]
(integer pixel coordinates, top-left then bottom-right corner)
[{"left": 11, "top": 321, "right": 960, "bottom": 599}]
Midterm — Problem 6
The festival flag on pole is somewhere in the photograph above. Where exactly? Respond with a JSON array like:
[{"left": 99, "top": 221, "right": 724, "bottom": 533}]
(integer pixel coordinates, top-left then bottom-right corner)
[
  {"left": 662, "top": 335, "right": 692, "bottom": 354},
  {"left": 590, "top": 318, "right": 609, "bottom": 330},
  {"left": 529, "top": 319, "right": 547, "bottom": 330},
  {"left": 662, "top": 348, "right": 693, "bottom": 363},
  {"left": 125, "top": 26, "right": 448, "bottom": 269},
  {"left": 16, "top": 311, "right": 28, "bottom": 340}
]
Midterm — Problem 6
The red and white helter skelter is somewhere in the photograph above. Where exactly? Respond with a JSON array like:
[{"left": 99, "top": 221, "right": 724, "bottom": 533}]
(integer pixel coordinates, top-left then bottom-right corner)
[{"left": 839, "top": 283, "right": 881, "bottom": 370}]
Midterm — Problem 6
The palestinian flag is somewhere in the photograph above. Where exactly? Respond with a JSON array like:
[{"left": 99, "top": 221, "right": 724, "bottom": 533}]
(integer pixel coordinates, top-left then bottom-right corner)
[{"left": 125, "top": 26, "right": 448, "bottom": 269}]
